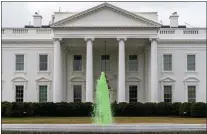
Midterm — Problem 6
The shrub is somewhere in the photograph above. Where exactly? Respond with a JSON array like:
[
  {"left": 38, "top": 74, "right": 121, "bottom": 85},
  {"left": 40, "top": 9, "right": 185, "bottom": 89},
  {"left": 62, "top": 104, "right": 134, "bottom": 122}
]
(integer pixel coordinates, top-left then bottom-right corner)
[
  {"left": 179, "top": 102, "right": 193, "bottom": 117},
  {"left": 1, "top": 101, "right": 206, "bottom": 117},
  {"left": 172, "top": 102, "right": 182, "bottom": 116},
  {"left": 116, "top": 102, "right": 128, "bottom": 116},
  {"left": 111, "top": 101, "right": 117, "bottom": 116},
  {"left": 11, "top": 102, "right": 25, "bottom": 117},
  {"left": 143, "top": 102, "right": 157, "bottom": 116},
  {"left": 191, "top": 102, "right": 207, "bottom": 117},
  {"left": 156, "top": 102, "right": 173, "bottom": 116},
  {"left": 2, "top": 101, "right": 12, "bottom": 117}
]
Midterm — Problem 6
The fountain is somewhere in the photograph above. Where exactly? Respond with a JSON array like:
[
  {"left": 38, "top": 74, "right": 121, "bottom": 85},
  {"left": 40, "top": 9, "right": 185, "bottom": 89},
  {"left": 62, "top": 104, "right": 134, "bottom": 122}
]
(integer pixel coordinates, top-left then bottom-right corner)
[
  {"left": 2, "top": 72, "right": 206, "bottom": 133},
  {"left": 93, "top": 72, "right": 113, "bottom": 124}
]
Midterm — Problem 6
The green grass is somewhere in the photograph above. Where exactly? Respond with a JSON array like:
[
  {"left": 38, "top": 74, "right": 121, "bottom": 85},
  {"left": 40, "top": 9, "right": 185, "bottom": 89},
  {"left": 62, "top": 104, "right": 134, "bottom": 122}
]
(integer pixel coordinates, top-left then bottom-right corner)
[{"left": 2, "top": 117, "right": 206, "bottom": 124}]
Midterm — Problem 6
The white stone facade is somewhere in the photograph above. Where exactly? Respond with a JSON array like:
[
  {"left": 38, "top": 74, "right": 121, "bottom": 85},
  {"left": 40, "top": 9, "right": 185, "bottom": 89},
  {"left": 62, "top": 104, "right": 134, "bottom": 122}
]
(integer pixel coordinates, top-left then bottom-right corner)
[{"left": 2, "top": 3, "right": 206, "bottom": 103}]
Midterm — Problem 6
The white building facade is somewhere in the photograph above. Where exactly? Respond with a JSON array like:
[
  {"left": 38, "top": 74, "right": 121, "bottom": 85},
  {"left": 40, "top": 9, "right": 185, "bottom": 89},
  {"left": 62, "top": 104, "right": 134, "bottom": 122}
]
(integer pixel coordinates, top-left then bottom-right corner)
[{"left": 2, "top": 3, "right": 206, "bottom": 103}]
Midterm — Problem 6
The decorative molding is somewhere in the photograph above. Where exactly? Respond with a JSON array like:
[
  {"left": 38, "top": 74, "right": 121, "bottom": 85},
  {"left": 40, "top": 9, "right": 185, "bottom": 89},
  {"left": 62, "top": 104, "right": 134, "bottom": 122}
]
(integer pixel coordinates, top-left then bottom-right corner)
[
  {"left": 12, "top": 76, "right": 28, "bottom": 82},
  {"left": 149, "top": 38, "right": 159, "bottom": 42},
  {"left": 184, "top": 76, "right": 199, "bottom": 82},
  {"left": 117, "top": 37, "right": 127, "bottom": 41},
  {"left": 69, "top": 76, "right": 86, "bottom": 82},
  {"left": 84, "top": 37, "right": 95, "bottom": 42},
  {"left": 52, "top": 37, "right": 62, "bottom": 43},
  {"left": 126, "top": 76, "right": 141, "bottom": 82},
  {"left": 159, "top": 76, "right": 176, "bottom": 82},
  {"left": 36, "top": 77, "right": 52, "bottom": 82}
]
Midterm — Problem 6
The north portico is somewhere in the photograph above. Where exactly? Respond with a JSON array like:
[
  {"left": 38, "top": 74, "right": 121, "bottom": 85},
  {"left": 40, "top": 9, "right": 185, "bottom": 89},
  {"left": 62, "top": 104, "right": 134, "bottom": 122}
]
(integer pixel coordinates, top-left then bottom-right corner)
[
  {"left": 2, "top": 2, "right": 206, "bottom": 103},
  {"left": 50, "top": 3, "right": 162, "bottom": 103}
]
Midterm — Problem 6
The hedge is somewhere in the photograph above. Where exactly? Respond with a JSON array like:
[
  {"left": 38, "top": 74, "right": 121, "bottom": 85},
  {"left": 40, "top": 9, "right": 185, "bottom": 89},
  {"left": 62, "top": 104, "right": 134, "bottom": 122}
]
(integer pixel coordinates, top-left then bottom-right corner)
[{"left": 1, "top": 101, "right": 206, "bottom": 117}]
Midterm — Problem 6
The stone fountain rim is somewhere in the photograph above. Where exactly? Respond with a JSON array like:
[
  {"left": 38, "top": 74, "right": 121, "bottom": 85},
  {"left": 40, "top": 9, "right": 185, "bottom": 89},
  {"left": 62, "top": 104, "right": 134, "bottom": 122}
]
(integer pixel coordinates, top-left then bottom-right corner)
[{"left": 2, "top": 124, "right": 206, "bottom": 132}]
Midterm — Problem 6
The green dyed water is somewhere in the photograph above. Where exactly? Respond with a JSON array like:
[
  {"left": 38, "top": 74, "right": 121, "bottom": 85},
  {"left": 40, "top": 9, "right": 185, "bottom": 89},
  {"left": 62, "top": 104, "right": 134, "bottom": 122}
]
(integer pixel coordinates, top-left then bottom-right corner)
[{"left": 93, "top": 72, "right": 113, "bottom": 124}]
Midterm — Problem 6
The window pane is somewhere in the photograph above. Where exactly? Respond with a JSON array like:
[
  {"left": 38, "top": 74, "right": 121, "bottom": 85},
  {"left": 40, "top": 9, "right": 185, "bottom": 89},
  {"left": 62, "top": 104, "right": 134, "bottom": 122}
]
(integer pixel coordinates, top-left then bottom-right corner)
[
  {"left": 188, "top": 86, "right": 196, "bottom": 102},
  {"left": 16, "top": 55, "right": 24, "bottom": 71},
  {"left": 73, "top": 55, "right": 82, "bottom": 71},
  {"left": 129, "top": 85, "right": 137, "bottom": 102},
  {"left": 74, "top": 85, "right": 82, "bottom": 102},
  {"left": 164, "top": 86, "right": 172, "bottom": 102},
  {"left": 39, "top": 55, "right": 48, "bottom": 71},
  {"left": 39, "top": 86, "right": 47, "bottom": 102},
  {"left": 15, "top": 85, "right": 24, "bottom": 102},
  {"left": 129, "top": 55, "right": 138, "bottom": 71},
  {"left": 163, "top": 55, "right": 172, "bottom": 71},
  {"left": 101, "top": 55, "right": 110, "bottom": 72},
  {"left": 187, "top": 55, "right": 195, "bottom": 71}
]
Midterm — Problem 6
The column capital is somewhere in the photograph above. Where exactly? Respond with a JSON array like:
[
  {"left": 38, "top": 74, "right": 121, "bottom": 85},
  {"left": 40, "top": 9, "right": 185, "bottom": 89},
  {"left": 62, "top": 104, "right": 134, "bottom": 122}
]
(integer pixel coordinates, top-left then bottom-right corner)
[
  {"left": 149, "top": 38, "right": 159, "bottom": 42},
  {"left": 53, "top": 37, "right": 62, "bottom": 43},
  {"left": 84, "top": 37, "right": 95, "bottom": 42},
  {"left": 117, "top": 37, "right": 127, "bottom": 42}
]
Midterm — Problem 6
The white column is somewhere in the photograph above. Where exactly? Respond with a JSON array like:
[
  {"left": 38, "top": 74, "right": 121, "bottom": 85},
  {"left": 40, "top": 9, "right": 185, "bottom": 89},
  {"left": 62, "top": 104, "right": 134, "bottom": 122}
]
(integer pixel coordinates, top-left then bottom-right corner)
[
  {"left": 117, "top": 38, "right": 127, "bottom": 103},
  {"left": 150, "top": 38, "right": 158, "bottom": 102},
  {"left": 84, "top": 37, "right": 94, "bottom": 102},
  {"left": 53, "top": 38, "right": 63, "bottom": 102},
  {"left": 144, "top": 47, "right": 149, "bottom": 102}
]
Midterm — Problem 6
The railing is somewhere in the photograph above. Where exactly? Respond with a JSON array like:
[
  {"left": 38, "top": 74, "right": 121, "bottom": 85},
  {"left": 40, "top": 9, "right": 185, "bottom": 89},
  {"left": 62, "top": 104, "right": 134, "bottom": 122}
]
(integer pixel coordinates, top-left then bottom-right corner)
[
  {"left": 2, "top": 28, "right": 52, "bottom": 35},
  {"left": 159, "top": 28, "right": 205, "bottom": 35},
  {"left": 13, "top": 29, "right": 28, "bottom": 34},
  {"left": 36, "top": 29, "right": 52, "bottom": 34},
  {"left": 159, "top": 30, "right": 175, "bottom": 34},
  {"left": 183, "top": 30, "right": 199, "bottom": 34}
]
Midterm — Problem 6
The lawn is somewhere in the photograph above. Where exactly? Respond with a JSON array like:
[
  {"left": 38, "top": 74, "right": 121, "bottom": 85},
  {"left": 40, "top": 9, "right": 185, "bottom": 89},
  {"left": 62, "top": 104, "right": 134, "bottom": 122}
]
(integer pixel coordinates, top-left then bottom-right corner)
[{"left": 2, "top": 117, "right": 206, "bottom": 124}]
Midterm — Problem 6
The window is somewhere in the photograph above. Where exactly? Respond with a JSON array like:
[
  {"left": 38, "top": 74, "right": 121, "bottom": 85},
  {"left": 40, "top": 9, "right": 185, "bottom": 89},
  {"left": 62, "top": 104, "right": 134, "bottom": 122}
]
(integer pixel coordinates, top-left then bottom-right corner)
[
  {"left": 163, "top": 54, "right": 172, "bottom": 71},
  {"left": 73, "top": 55, "right": 82, "bottom": 71},
  {"left": 129, "top": 55, "right": 138, "bottom": 71},
  {"left": 15, "top": 85, "right": 24, "bottom": 102},
  {"left": 73, "top": 85, "right": 82, "bottom": 102},
  {"left": 129, "top": 85, "right": 137, "bottom": 102},
  {"left": 164, "top": 86, "right": 172, "bottom": 102},
  {"left": 101, "top": 55, "right": 110, "bottom": 72},
  {"left": 16, "top": 55, "right": 24, "bottom": 71},
  {"left": 187, "top": 55, "right": 195, "bottom": 71},
  {"left": 188, "top": 86, "right": 196, "bottom": 102},
  {"left": 39, "top": 55, "right": 48, "bottom": 71},
  {"left": 39, "top": 85, "right": 47, "bottom": 102}
]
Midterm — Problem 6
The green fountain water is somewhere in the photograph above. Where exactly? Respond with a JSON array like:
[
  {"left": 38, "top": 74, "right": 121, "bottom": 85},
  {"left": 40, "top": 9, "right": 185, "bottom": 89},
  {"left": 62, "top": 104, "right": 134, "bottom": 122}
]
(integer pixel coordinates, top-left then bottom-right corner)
[{"left": 93, "top": 72, "right": 113, "bottom": 125}]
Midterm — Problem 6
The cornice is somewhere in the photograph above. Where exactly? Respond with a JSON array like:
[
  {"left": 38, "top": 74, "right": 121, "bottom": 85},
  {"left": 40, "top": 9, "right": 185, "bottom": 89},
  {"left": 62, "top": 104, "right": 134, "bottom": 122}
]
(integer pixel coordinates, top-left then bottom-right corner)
[
  {"left": 158, "top": 39, "right": 206, "bottom": 44},
  {"left": 2, "top": 39, "right": 53, "bottom": 44}
]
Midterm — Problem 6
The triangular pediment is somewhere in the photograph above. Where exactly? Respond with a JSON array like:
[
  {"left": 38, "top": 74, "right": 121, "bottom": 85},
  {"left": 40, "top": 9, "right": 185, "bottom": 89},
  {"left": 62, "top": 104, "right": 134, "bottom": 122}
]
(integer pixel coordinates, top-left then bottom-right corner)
[
  {"left": 51, "top": 3, "right": 161, "bottom": 28},
  {"left": 160, "top": 77, "right": 176, "bottom": 82},
  {"left": 36, "top": 77, "right": 52, "bottom": 82}
]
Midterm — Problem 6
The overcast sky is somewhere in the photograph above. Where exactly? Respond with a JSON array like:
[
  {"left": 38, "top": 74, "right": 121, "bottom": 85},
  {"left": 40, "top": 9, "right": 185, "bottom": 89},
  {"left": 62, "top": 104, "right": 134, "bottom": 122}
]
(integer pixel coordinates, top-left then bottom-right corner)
[{"left": 2, "top": 1, "right": 206, "bottom": 27}]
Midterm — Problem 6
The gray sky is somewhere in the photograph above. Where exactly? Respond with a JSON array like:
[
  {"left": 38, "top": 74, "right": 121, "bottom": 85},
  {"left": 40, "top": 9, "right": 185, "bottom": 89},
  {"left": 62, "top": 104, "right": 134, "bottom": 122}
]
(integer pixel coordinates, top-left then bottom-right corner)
[{"left": 2, "top": 2, "right": 206, "bottom": 27}]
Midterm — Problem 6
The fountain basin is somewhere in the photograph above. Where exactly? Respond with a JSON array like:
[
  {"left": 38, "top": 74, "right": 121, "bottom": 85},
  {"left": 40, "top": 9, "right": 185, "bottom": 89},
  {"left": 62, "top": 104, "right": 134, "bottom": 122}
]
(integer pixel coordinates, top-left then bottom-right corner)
[{"left": 2, "top": 124, "right": 206, "bottom": 133}]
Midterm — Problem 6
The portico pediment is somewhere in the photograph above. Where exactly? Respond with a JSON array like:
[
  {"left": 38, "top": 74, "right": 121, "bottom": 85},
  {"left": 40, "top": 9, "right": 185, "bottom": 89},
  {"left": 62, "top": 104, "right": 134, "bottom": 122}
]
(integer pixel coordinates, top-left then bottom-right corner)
[{"left": 50, "top": 3, "right": 161, "bottom": 28}]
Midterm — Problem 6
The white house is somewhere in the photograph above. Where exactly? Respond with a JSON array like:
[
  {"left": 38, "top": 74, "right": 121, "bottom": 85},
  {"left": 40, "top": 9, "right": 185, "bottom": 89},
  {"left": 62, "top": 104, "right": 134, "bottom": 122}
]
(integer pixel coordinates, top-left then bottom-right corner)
[{"left": 2, "top": 3, "right": 206, "bottom": 103}]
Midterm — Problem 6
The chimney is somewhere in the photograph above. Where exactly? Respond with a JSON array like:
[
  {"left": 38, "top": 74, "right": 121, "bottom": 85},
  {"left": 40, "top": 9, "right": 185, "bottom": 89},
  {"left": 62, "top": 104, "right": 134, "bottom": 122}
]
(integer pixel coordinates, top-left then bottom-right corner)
[
  {"left": 33, "top": 12, "right": 42, "bottom": 27},
  {"left": 169, "top": 12, "right": 179, "bottom": 28}
]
